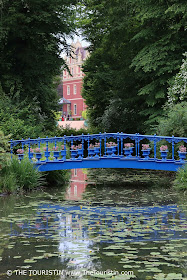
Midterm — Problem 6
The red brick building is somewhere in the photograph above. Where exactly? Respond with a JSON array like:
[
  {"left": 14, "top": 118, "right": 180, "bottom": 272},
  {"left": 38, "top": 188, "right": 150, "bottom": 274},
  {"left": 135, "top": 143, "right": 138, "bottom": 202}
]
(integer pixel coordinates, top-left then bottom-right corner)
[{"left": 62, "top": 41, "right": 89, "bottom": 119}]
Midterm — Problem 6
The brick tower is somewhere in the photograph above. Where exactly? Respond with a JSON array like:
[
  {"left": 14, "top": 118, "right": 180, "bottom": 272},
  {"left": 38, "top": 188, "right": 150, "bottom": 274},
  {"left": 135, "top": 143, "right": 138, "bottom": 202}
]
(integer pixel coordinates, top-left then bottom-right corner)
[{"left": 62, "top": 41, "right": 89, "bottom": 119}]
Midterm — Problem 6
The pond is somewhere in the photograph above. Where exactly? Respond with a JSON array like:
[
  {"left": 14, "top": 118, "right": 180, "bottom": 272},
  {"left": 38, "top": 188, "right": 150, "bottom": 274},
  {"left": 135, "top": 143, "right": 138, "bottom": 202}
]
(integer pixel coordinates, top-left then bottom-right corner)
[{"left": 0, "top": 169, "right": 186, "bottom": 280}]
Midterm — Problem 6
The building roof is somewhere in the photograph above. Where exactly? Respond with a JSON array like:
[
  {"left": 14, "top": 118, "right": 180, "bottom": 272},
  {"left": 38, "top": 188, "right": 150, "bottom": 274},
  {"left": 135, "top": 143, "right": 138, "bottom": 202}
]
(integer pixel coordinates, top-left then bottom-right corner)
[
  {"left": 75, "top": 46, "right": 87, "bottom": 60},
  {"left": 58, "top": 97, "right": 71, "bottom": 104}
]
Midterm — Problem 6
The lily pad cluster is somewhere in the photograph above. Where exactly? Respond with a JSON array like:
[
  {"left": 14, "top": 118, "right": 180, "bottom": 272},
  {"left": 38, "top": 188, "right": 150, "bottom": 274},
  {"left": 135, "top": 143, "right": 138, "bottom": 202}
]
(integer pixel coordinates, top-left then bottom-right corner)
[{"left": 0, "top": 169, "right": 186, "bottom": 280}]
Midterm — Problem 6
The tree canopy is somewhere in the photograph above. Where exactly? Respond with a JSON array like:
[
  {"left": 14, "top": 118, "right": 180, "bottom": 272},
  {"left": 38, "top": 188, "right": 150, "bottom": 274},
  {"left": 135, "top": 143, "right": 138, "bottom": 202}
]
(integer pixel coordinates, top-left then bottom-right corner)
[
  {"left": 167, "top": 52, "right": 187, "bottom": 105},
  {"left": 79, "top": 0, "right": 187, "bottom": 132},
  {"left": 0, "top": 0, "right": 77, "bottom": 133}
]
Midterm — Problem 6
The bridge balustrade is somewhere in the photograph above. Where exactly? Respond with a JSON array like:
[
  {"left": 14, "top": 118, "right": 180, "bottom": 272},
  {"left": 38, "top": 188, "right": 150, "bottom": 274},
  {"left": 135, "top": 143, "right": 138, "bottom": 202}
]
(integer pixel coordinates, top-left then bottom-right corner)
[{"left": 10, "top": 133, "right": 187, "bottom": 172}]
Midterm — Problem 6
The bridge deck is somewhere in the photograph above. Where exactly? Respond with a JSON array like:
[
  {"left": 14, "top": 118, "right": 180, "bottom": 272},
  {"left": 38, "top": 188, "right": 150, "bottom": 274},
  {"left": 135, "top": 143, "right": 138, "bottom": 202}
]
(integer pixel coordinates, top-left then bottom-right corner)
[{"left": 36, "top": 157, "right": 183, "bottom": 172}]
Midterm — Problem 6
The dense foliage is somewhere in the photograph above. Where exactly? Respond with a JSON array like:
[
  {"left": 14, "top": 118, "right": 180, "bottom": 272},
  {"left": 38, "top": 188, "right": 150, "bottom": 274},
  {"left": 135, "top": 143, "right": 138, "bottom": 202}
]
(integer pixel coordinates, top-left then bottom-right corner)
[
  {"left": 80, "top": 0, "right": 144, "bottom": 132},
  {"left": 155, "top": 53, "right": 187, "bottom": 137},
  {"left": 0, "top": 85, "right": 45, "bottom": 139},
  {"left": 155, "top": 102, "right": 187, "bottom": 137},
  {"left": 0, "top": 126, "right": 44, "bottom": 193},
  {"left": 0, "top": 0, "right": 77, "bottom": 135},
  {"left": 167, "top": 52, "right": 187, "bottom": 105},
  {"left": 0, "top": 130, "right": 10, "bottom": 171},
  {"left": 0, "top": 0, "right": 78, "bottom": 193},
  {"left": 130, "top": 0, "right": 186, "bottom": 126},
  {"left": 45, "top": 170, "right": 70, "bottom": 187},
  {"left": 79, "top": 0, "right": 187, "bottom": 132}
]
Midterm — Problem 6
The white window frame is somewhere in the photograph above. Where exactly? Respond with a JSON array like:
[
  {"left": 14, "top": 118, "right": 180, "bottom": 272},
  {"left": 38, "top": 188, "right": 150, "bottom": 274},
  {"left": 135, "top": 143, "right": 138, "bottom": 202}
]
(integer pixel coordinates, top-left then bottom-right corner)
[
  {"left": 74, "top": 104, "right": 77, "bottom": 115},
  {"left": 74, "top": 85, "right": 77, "bottom": 95},
  {"left": 74, "top": 185, "right": 77, "bottom": 195},
  {"left": 67, "top": 85, "right": 70, "bottom": 95}
]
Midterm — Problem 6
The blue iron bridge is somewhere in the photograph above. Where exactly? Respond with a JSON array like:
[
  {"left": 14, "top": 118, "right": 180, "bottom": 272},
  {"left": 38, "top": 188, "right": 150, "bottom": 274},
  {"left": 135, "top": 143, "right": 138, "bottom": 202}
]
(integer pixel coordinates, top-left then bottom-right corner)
[{"left": 10, "top": 132, "right": 187, "bottom": 172}]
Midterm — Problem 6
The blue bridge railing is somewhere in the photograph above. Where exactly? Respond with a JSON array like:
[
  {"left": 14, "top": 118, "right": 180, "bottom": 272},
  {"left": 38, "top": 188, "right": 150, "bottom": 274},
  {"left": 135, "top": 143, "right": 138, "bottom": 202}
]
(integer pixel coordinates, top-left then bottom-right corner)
[{"left": 10, "top": 133, "right": 187, "bottom": 172}]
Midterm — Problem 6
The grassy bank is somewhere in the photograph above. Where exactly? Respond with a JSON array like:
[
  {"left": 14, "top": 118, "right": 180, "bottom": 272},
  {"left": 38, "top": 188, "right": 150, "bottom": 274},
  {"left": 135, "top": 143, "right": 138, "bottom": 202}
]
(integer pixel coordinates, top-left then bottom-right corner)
[
  {"left": 0, "top": 157, "right": 70, "bottom": 194},
  {"left": 0, "top": 158, "right": 44, "bottom": 193},
  {"left": 173, "top": 164, "right": 187, "bottom": 191}
]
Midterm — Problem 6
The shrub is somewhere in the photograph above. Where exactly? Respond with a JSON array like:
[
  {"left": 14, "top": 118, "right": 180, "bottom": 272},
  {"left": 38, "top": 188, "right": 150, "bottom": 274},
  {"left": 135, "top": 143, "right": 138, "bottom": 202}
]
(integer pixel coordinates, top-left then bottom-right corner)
[
  {"left": 57, "top": 126, "right": 89, "bottom": 136},
  {"left": 167, "top": 52, "right": 187, "bottom": 105},
  {"left": 173, "top": 164, "right": 187, "bottom": 190},
  {"left": 0, "top": 130, "right": 11, "bottom": 171},
  {"left": 0, "top": 87, "right": 54, "bottom": 140},
  {"left": 155, "top": 102, "right": 187, "bottom": 137},
  {"left": 0, "top": 173, "right": 17, "bottom": 193},
  {"left": 0, "top": 158, "right": 45, "bottom": 193},
  {"left": 56, "top": 125, "right": 99, "bottom": 137},
  {"left": 81, "top": 110, "right": 88, "bottom": 120},
  {"left": 44, "top": 170, "right": 70, "bottom": 187}
]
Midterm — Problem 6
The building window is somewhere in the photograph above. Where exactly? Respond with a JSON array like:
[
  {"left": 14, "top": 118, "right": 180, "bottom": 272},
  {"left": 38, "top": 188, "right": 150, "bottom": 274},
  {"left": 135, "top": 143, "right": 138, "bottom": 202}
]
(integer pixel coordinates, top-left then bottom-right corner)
[
  {"left": 74, "top": 185, "right": 77, "bottom": 195},
  {"left": 71, "top": 68, "right": 74, "bottom": 75},
  {"left": 74, "top": 85, "right": 77, "bottom": 95},
  {"left": 74, "top": 104, "right": 77, "bottom": 115},
  {"left": 74, "top": 169, "right": 77, "bottom": 176},
  {"left": 67, "top": 85, "right": 70, "bottom": 95}
]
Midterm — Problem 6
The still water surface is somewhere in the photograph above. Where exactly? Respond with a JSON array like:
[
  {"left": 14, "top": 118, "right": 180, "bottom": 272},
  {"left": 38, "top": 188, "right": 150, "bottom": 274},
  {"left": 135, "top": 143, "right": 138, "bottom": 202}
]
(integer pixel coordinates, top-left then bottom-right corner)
[{"left": 0, "top": 169, "right": 186, "bottom": 280}]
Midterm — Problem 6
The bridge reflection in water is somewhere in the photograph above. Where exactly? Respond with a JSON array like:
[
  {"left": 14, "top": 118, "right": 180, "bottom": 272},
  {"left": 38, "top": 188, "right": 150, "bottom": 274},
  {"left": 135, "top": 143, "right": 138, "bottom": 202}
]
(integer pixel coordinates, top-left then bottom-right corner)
[
  {"left": 9, "top": 205, "right": 186, "bottom": 268},
  {"left": 9, "top": 169, "right": 186, "bottom": 259},
  {"left": 9, "top": 175, "right": 186, "bottom": 265}
]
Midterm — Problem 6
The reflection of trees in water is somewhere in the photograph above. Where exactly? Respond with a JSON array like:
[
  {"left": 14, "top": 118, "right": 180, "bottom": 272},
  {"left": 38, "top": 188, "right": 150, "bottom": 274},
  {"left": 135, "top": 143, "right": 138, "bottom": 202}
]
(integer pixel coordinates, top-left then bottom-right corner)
[
  {"left": 84, "top": 170, "right": 185, "bottom": 208},
  {"left": 84, "top": 185, "right": 178, "bottom": 207},
  {"left": 0, "top": 194, "right": 40, "bottom": 265},
  {"left": 87, "top": 168, "right": 175, "bottom": 188}
]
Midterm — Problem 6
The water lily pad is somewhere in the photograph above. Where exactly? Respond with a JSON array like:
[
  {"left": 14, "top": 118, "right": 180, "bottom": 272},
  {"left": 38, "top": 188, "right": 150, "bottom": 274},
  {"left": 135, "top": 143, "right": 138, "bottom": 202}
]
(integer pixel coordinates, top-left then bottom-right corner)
[{"left": 24, "top": 259, "right": 37, "bottom": 263}]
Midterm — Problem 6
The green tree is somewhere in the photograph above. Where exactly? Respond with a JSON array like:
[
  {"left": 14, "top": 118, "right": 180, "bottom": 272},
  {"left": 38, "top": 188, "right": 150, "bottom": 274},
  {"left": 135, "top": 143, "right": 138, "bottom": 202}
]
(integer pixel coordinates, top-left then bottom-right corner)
[
  {"left": 155, "top": 54, "right": 187, "bottom": 137},
  {"left": 98, "top": 98, "right": 142, "bottom": 133},
  {"left": 167, "top": 52, "right": 187, "bottom": 105},
  {"left": 0, "top": 85, "right": 45, "bottom": 139},
  {"left": 82, "top": 48, "right": 114, "bottom": 129},
  {"left": 79, "top": 0, "right": 187, "bottom": 132},
  {"left": 0, "top": 130, "right": 10, "bottom": 171},
  {"left": 156, "top": 102, "right": 187, "bottom": 137},
  {"left": 80, "top": 0, "right": 145, "bottom": 132},
  {"left": 130, "top": 0, "right": 187, "bottom": 126},
  {"left": 0, "top": 0, "right": 77, "bottom": 130}
]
